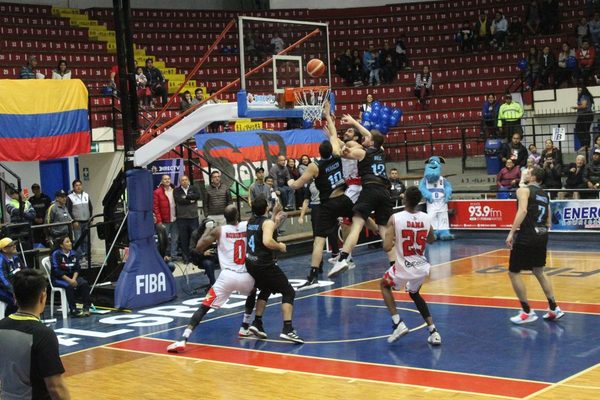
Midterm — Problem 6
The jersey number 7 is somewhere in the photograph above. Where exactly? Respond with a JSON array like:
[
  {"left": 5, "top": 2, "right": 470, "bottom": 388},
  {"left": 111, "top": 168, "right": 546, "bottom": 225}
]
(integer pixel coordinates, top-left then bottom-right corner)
[{"left": 401, "top": 229, "right": 428, "bottom": 256}]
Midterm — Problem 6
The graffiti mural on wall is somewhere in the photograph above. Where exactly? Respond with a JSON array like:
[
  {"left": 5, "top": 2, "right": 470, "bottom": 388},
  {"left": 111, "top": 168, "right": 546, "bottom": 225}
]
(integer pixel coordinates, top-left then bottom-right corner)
[{"left": 194, "top": 129, "right": 326, "bottom": 194}]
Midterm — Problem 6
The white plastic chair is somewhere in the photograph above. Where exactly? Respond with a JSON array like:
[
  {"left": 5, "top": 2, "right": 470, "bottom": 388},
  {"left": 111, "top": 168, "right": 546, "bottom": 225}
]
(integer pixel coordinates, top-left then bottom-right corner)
[{"left": 41, "top": 257, "right": 68, "bottom": 319}]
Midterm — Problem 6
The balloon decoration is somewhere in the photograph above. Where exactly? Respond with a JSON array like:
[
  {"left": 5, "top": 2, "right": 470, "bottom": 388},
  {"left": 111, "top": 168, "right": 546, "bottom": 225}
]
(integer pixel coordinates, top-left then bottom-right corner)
[
  {"left": 360, "top": 102, "right": 402, "bottom": 135},
  {"left": 517, "top": 58, "right": 529, "bottom": 71},
  {"left": 565, "top": 56, "right": 577, "bottom": 70}
]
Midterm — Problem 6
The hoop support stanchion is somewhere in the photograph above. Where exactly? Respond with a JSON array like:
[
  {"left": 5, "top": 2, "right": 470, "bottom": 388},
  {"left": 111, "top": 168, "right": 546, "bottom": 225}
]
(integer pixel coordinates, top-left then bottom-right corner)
[
  {"left": 139, "top": 19, "right": 236, "bottom": 143},
  {"left": 137, "top": 27, "right": 322, "bottom": 144}
]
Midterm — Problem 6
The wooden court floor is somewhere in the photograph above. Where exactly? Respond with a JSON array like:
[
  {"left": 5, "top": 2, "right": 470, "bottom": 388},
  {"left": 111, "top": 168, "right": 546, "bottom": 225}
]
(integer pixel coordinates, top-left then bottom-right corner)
[{"left": 61, "top": 248, "right": 600, "bottom": 399}]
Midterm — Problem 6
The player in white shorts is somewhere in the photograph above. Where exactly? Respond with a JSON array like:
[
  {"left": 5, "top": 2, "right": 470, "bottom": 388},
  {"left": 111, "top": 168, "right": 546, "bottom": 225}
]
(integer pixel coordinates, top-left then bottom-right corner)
[
  {"left": 167, "top": 205, "right": 257, "bottom": 353},
  {"left": 381, "top": 186, "right": 442, "bottom": 346}
]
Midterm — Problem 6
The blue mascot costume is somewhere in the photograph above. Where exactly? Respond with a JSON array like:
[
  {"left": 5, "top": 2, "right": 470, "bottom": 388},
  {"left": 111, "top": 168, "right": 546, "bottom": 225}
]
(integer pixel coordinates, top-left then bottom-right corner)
[{"left": 419, "top": 156, "right": 455, "bottom": 240}]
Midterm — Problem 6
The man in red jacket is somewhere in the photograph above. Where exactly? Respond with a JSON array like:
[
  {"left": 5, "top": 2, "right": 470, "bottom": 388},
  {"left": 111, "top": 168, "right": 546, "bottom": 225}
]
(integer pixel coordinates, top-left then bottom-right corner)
[
  {"left": 576, "top": 39, "right": 596, "bottom": 85},
  {"left": 153, "top": 175, "right": 179, "bottom": 259}
]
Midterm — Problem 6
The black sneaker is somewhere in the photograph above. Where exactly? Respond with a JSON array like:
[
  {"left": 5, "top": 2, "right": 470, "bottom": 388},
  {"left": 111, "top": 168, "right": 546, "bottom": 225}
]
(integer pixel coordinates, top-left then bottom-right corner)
[
  {"left": 280, "top": 330, "right": 304, "bottom": 344},
  {"left": 70, "top": 309, "right": 85, "bottom": 318},
  {"left": 249, "top": 321, "right": 268, "bottom": 339},
  {"left": 298, "top": 275, "right": 319, "bottom": 290}
]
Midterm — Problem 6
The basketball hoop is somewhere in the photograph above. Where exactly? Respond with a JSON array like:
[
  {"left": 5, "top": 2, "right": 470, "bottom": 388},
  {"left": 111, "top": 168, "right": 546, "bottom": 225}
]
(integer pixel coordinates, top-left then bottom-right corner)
[{"left": 285, "top": 86, "right": 331, "bottom": 122}]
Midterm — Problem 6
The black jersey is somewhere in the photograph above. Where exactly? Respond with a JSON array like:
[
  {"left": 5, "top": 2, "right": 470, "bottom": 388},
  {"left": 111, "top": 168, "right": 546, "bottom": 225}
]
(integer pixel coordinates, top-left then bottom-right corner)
[
  {"left": 516, "top": 184, "right": 550, "bottom": 245},
  {"left": 358, "top": 147, "right": 389, "bottom": 185},
  {"left": 246, "top": 214, "right": 274, "bottom": 266},
  {"left": 315, "top": 156, "right": 345, "bottom": 202}
]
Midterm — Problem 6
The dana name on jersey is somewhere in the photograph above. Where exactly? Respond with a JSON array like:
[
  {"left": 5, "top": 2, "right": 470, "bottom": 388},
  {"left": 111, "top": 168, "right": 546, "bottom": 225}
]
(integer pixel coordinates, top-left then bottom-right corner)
[{"left": 406, "top": 221, "right": 425, "bottom": 228}]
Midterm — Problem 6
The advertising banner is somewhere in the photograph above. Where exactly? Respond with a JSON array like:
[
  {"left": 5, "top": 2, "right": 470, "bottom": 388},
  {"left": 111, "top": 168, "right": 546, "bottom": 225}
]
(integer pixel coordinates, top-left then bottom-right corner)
[
  {"left": 550, "top": 199, "right": 600, "bottom": 231},
  {"left": 449, "top": 199, "right": 516, "bottom": 229},
  {"left": 147, "top": 158, "right": 184, "bottom": 188}
]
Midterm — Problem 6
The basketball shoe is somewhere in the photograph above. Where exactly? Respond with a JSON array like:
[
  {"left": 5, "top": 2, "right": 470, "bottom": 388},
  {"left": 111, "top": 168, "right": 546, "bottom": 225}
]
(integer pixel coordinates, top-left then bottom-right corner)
[
  {"left": 510, "top": 310, "right": 538, "bottom": 325},
  {"left": 542, "top": 307, "right": 565, "bottom": 321},
  {"left": 249, "top": 320, "right": 268, "bottom": 339},
  {"left": 166, "top": 340, "right": 186, "bottom": 353},
  {"left": 387, "top": 321, "right": 409, "bottom": 343}
]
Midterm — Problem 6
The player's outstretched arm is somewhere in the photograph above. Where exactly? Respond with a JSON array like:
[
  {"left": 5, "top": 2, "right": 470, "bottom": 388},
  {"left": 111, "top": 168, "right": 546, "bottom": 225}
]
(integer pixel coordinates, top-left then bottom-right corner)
[
  {"left": 262, "top": 219, "right": 286, "bottom": 252},
  {"left": 341, "top": 114, "right": 371, "bottom": 141},
  {"left": 288, "top": 163, "right": 318, "bottom": 190},
  {"left": 195, "top": 226, "right": 221, "bottom": 252}
]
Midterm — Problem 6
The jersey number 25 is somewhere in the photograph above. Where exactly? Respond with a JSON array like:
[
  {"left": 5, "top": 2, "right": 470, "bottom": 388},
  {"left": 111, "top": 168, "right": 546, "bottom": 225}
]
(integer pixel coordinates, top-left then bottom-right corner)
[{"left": 401, "top": 229, "right": 428, "bottom": 256}]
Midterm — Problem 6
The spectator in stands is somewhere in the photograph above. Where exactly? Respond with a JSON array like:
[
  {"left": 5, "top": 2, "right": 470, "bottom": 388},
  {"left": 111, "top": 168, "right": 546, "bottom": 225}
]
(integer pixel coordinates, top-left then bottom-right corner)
[
  {"left": 574, "top": 86, "right": 595, "bottom": 151},
  {"left": 508, "top": 16, "right": 525, "bottom": 49},
  {"left": 51, "top": 60, "right": 71, "bottom": 80},
  {"left": 180, "top": 91, "right": 194, "bottom": 112},
  {"left": 496, "top": 159, "right": 521, "bottom": 191},
  {"left": 67, "top": 179, "right": 93, "bottom": 259},
  {"left": 576, "top": 39, "right": 596, "bottom": 85},
  {"left": 498, "top": 94, "right": 524, "bottom": 140},
  {"left": 481, "top": 93, "right": 500, "bottom": 137},
  {"left": 490, "top": 12, "right": 508, "bottom": 50},
  {"left": 525, "top": 1, "right": 541, "bottom": 36},
  {"left": 525, "top": 46, "right": 540, "bottom": 90},
  {"left": 560, "top": 155, "right": 587, "bottom": 199},
  {"left": 153, "top": 174, "right": 178, "bottom": 260},
  {"left": 135, "top": 66, "right": 149, "bottom": 108},
  {"left": 556, "top": 42, "right": 576, "bottom": 88},
  {"left": 395, "top": 34, "right": 410, "bottom": 70},
  {"left": 584, "top": 148, "right": 600, "bottom": 191},
  {"left": 541, "top": 154, "right": 562, "bottom": 197},
  {"left": 540, "top": 0, "right": 559, "bottom": 34},
  {"left": 286, "top": 158, "right": 303, "bottom": 209},
  {"left": 248, "top": 167, "right": 270, "bottom": 207},
  {"left": 590, "top": 135, "right": 600, "bottom": 161},
  {"left": 203, "top": 170, "right": 232, "bottom": 227},
  {"left": 359, "top": 94, "right": 374, "bottom": 120},
  {"left": 528, "top": 143, "right": 542, "bottom": 164},
  {"left": 46, "top": 190, "right": 73, "bottom": 245},
  {"left": 379, "top": 43, "right": 397, "bottom": 84},
  {"left": 269, "top": 155, "right": 295, "bottom": 211},
  {"left": 501, "top": 132, "right": 528, "bottom": 168},
  {"left": 474, "top": 11, "right": 492, "bottom": 51},
  {"left": 576, "top": 17, "right": 590, "bottom": 48},
  {"left": 244, "top": 30, "right": 260, "bottom": 65},
  {"left": 20, "top": 56, "right": 42, "bottom": 79},
  {"left": 0, "top": 237, "right": 24, "bottom": 317},
  {"left": 270, "top": 31, "right": 285, "bottom": 54},
  {"left": 389, "top": 168, "right": 406, "bottom": 207},
  {"left": 29, "top": 184, "right": 51, "bottom": 246},
  {"left": 109, "top": 64, "right": 119, "bottom": 92},
  {"left": 588, "top": 12, "right": 600, "bottom": 46},
  {"left": 5, "top": 188, "right": 35, "bottom": 224},
  {"left": 143, "top": 58, "right": 168, "bottom": 107},
  {"left": 298, "top": 155, "right": 311, "bottom": 175},
  {"left": 50, "top": 236, "right": 91, "bottom": 317},
  {"left": 363, "top": 45, "right": 381, "bottom": 86},
  {"left": 414, "top": 65, "right": 433, "bottom": 107},
  {"left": 264, "top": 175, "right": 277, "bottom": 206},
  {"left": 457, "top": 21, "right": 475, "bottom": 53},
  {"left": 174, "top": 175, "right": 201, "bottom": 264},
  {"left": 351, "top": 49, "right": 366, "bottom": 86},
  {"left": 540, "top": 139, "right": 563, "bottom": 166},
  {"left": 520, "top": 156, "right": 537, "bottom": 187},
  {"left": 538, "top": 46, "right": 556, "bottom": 89},
  {"left": 335, "top": 49, "right": 354, "bottom": 86}
]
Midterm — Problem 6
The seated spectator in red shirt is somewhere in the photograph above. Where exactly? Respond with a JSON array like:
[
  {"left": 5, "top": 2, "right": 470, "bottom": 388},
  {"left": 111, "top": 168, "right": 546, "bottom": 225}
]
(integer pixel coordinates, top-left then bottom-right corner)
[
  {"left": 497, "top": 159, "right": 521, "bottom": 190},
  {"left": 576, "top": 40, "right": 596, "bottom": 85},
  {"left": 52, "top": 60, "right": 71, "bottom": 80}
]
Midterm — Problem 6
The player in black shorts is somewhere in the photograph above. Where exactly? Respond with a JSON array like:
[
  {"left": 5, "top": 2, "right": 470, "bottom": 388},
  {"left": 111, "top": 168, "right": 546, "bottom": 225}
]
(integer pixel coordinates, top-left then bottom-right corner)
[
  {"left": 288, "top": 103, "right": 355, "bottom": 287},
  {"left": 246, "top": 197, "right": 304, "bottom": 344},
  {"left": 506, "top": 166, "right": 564, "bottom": 324},
  {"left": 330, "top": 116, "right": 394, "bottom": 278}
]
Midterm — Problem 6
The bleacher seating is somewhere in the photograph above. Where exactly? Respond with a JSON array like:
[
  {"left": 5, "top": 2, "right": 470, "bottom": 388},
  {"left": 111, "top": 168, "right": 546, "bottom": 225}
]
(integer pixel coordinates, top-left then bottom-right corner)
[{"left": 0, "top": 0, "right": 587, "bottom": 161}]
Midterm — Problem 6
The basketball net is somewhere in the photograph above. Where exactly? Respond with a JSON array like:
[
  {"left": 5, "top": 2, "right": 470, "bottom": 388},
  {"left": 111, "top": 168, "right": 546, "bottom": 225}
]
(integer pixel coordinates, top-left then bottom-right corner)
[{"left": 292, "top": 86, "right": 331, "bottom": 122}]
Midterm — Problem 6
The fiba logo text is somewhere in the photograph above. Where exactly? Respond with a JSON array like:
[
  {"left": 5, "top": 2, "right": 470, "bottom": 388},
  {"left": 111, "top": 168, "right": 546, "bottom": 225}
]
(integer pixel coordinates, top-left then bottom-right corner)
[{"left": 136, "top": 273, "right": 167, "bottom": 295}]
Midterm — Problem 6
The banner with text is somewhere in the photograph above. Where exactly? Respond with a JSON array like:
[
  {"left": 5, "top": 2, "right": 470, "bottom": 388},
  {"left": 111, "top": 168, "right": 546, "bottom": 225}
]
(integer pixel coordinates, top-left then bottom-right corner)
[
  {"left": 550, "top": 199, "right": 600, "bottom": 231},
  {"left": 449, "top": 199, "right": 516, "bottom": 229},
  {"left": 148, "top": 158, "right": 184, "bottom": 188}
]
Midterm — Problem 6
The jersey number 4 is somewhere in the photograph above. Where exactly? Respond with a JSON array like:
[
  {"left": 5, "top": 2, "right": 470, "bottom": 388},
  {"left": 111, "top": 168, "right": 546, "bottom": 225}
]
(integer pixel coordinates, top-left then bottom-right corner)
[
  {"left": 401, "top": 229, "right": 428, "bottom": 256},
  {"left": 234, "top": 239, "right": 246, "bottom": 265}
]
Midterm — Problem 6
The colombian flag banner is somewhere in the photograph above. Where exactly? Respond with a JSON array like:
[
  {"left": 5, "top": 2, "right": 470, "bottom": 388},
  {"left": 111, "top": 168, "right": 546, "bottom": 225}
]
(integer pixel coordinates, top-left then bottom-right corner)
[{"left": 0, "top": 80, "right": 90, "bottom": 161}]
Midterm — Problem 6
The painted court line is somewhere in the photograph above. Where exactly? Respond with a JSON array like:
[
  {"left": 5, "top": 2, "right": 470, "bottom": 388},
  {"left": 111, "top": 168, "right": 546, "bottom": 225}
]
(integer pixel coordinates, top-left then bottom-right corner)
[
  {"left": 108, "top": 337, "right": 549, "bottom": 399},
  {"left": 319, "top": 288, "right": 600, "bottom": 315}
]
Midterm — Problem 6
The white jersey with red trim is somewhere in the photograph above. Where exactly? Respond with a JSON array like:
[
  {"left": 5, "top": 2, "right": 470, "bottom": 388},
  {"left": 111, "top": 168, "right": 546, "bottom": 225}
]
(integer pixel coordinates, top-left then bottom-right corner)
[
  {"left": 217, "top": 221, "right": 248, "bottom": 272},
  {"left": 393, "top": 211, "right": 431, "bottom": 279},
  {"left": 342, "top": 157, "right": 362, "bottom": 203}
]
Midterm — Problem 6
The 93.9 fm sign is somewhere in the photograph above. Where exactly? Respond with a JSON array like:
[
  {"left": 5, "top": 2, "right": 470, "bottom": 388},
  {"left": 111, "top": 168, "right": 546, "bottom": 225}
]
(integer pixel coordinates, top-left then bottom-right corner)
[{"left": 449, "top": 200, "right": 516, "bottom": 229}]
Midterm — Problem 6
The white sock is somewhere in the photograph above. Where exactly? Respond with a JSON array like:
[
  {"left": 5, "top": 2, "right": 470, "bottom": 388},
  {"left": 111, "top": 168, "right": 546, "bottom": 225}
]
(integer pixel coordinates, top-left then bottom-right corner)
[
  {"left": 182, "top": 328, "right": 193, "bottom": 340},
  {"left": 243, "top": 313, "right": 253, "bottom": 325},
  {"left": 428, "top": 324, "right": 436, "bottom": 333},
  {"left": 392, "top": 314, "right": 401, "bottom": 325}
]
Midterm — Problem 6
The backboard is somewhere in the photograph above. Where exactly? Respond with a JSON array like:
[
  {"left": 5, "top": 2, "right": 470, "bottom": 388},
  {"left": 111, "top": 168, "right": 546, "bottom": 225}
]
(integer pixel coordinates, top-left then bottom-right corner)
[{"left": 237, "top": 16, "right": 333, "bottom": 120}]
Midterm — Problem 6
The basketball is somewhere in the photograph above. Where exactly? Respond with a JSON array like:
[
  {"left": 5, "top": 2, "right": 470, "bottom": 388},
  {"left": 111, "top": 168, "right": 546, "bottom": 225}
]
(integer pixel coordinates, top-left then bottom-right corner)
[{"left": 306, "top": 58, "right": 326, "bottom": 77}]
